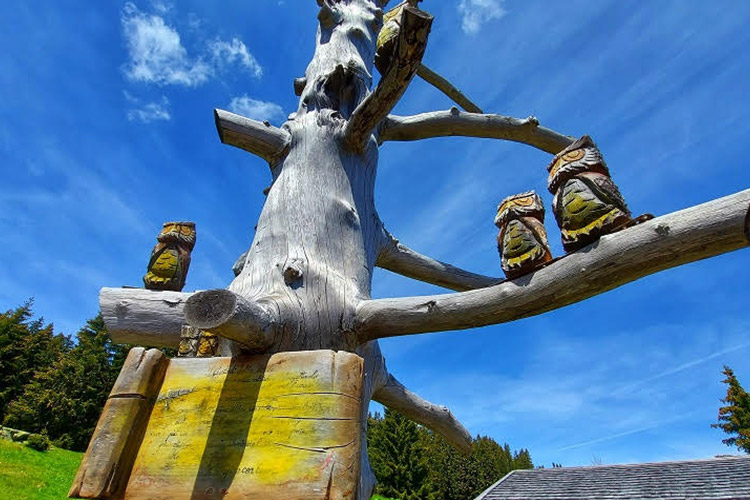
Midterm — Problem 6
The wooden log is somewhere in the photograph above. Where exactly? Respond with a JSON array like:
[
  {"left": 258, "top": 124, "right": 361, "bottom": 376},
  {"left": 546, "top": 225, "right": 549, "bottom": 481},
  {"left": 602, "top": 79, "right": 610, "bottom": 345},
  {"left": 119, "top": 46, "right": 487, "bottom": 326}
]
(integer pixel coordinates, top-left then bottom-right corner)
[
  {"left": 355, "top": 189, "right": 750, "bottom": 340},
  {"left": 69, "top": 348, "right": 168, "bottom": 499},
  {"left": 214, "top": 109, "right": 290, "bottom": 164},
  {"left": 99, "top": 288, "right": 193, "bottom": 348}
]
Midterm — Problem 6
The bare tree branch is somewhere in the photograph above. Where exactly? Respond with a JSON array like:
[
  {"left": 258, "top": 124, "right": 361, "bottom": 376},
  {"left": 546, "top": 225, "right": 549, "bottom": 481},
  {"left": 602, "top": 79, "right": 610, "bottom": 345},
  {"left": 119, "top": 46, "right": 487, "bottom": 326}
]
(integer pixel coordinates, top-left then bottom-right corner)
[
  {"left": 184, "top": 289, "right": 277, "bottom": 352},
  {"left": 379, "top": 110, "right": 575, "bottom": 154},
  {"left": 344, "top": 6, "right": 433, "bottom": 151},
  {"left": 99, "top": 287, "right": 193, "bottom": 347},
  {"left": 214, "top": 109, "right": 290, "bottom": 164},
  {"left": 416, "top": 63, "right": 483, "bottom": 113},
  {"left": 377, "top": 231, "right": 501, "bottom": 291},
  {"left": 356, "top": 189, "right": 750, "bottom": 341},
  {"left": 373, "top": 373, "right": 472, "bottom": 453}
]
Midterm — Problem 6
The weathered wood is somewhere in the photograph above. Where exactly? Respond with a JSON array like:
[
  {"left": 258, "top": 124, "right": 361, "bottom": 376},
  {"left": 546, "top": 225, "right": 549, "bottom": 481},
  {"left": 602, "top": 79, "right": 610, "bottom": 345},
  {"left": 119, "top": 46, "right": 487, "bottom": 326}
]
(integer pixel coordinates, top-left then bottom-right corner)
[
  {"left": 355, "top": 189, "right": 750, "bottom": 340},
  {"left": 379, "top": 110, "right": 574, "bottom": 154},
  {"left": 344, "top": 5, "right": 433, "bottom": 151},
  {"left": 377, "top": 231, "right": 500, "bottom": 291},
  {"left": 214, "top": 109, "right": 290, "bottom": 164},
  {"left": 100, "top": 288, "right": 193, "bottom": 347},
  {"left": 109, "top": 347, "right": 168, "bottom": 398},
  {"left": 184, "top": 289, "right": 276, "bottom": 352},
  {"left": 143, "top": 222, "right": 196, "bottom": 292},
  {"left": 69, "top": 348, "right": 168, "bottom": 499},
  {"left": 416, "top": 63, "right": 483, "bottom": 113},
  {"left": 373, "top": 373, "right": 472, "bottom": 453},
  {"left": 125, "top": 350, "right": 363, "bottom": 500}
]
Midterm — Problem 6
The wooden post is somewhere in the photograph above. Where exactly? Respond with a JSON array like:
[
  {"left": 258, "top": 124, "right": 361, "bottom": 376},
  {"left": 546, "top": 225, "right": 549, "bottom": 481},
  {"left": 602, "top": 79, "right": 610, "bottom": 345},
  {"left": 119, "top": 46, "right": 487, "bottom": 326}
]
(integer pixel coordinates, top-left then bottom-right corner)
[{"left": 69, "top": 348, "right": 168, "bottom": 499}]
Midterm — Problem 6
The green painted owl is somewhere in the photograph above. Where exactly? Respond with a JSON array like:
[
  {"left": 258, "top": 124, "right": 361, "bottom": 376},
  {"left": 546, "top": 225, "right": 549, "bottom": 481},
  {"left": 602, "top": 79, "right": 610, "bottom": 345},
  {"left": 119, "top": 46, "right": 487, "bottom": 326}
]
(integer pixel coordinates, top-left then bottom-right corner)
[
  {"left": 495, "top": 191, "right": 552, "bottom": 279},
  {"left": 143, "top": 221, "right": 196, "bottom": 291},
  {"left": 547, "top": 136, "right": 631, "bottom": 252}
]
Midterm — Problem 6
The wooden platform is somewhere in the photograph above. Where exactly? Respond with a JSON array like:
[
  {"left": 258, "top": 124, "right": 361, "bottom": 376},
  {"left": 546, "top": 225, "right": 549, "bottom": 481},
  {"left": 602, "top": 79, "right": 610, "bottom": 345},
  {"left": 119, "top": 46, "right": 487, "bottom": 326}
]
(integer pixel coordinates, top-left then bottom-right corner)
[{"left": 69, "top": 348, "right": 363, "bottom": 500}]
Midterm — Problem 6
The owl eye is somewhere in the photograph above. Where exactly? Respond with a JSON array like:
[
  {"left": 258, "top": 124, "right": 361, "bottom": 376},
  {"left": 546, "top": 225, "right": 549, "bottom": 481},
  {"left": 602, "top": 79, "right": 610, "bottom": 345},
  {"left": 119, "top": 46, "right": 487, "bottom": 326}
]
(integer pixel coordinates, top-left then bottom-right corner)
[{"left": 562, "top": 149, "right": 585, "bottom": 162}]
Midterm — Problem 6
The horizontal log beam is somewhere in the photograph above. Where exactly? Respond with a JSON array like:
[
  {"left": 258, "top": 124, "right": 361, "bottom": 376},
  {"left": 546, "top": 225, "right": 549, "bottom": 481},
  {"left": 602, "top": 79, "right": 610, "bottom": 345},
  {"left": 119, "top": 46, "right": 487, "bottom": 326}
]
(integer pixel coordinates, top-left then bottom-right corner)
[
  {"left": 379, "top": 110, "right": 575, "bottom": 154},
  {"left": 100, "top": 288, "right": 193, "bottom": 347},
  {"left": 355, "top": 189, "right": 750, "bottom": 341},
  {"left": 214, "top": 108, "right": 290, "bottom": 164}
]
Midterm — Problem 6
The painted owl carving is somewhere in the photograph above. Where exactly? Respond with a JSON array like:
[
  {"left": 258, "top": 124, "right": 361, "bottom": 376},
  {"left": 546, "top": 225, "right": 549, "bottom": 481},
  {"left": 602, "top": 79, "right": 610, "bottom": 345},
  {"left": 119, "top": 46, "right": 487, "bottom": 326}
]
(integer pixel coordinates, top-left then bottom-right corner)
[
  {"left": 177, "top": 325, "right": 200, "bottom": 358},
  {"left": 375, "top": 0, "right": 419, "bottom": 75},
  {"left": 547, "top": 136, "right": 631, "bottom": 252},
  {"left": 143, "top": 221, "right": 196, "bottom": 291},
  {"left": 494, "top": 191, "right": 553, "bottom": 279}
]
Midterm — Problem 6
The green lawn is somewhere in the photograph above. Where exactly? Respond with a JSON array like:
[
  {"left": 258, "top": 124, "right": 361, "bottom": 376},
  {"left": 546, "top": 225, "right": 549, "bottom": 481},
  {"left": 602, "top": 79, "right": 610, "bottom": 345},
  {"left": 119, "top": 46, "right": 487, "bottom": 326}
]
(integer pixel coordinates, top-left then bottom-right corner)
[
  {"left": 0, "top": 439, "right": 82, "bottom": 500},
  {"left": 0, "top": 439, "right": 399, "bottom": 500}
]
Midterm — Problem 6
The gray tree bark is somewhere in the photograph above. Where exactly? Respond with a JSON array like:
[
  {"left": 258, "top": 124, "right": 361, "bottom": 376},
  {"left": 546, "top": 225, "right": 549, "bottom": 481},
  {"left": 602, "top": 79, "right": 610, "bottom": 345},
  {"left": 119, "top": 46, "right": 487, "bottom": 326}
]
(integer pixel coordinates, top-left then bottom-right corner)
[{"left": 98, "top": 2, "right": 750, "bottom": 498}]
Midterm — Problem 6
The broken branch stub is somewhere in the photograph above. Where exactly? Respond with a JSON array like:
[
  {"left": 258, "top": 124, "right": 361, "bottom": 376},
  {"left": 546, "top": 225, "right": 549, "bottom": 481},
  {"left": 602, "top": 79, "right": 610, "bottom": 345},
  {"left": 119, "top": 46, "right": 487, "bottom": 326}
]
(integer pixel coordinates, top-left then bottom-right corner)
[{"left": 184, "top": 289, "right": 276, "bottom": 352}]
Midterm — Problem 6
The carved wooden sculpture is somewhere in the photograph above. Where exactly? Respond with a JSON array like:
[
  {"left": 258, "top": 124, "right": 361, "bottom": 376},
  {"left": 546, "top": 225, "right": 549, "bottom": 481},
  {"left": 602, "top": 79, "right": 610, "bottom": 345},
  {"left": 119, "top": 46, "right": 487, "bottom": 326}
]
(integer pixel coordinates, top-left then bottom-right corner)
[
  {"left": 375, "top": 0, "right": 482, "bottom": 113},
  {"left": 547, "top": 136, "right": 632, "bottom": 252},
  {"left": 143, "top": 221, "right": 196, "bottom": 291},
  {"left": 495, "top": 191, "right": 552, "bottom": 279},
  {"left": 92, "top": 1, "right": 750, "bottom": 498}
]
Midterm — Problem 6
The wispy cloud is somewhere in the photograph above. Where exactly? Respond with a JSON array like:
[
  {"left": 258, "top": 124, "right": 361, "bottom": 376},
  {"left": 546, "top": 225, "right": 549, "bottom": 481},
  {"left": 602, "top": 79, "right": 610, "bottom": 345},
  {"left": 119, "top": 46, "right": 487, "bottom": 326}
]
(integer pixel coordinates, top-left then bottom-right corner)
[
  {"left": 124, "top": 92, "right": 171, "bottom": 122},
  {"left": 228, "top": 95, "right": 285, "bottom": 122},
  {"left": 209, "top": 38, "right": 262, "bottom": 78},
  {"left": 121, "top": 2, "right": 261, "bottom": 86},
  {"left": 458, "top": 0, "right": 506, "bottom": 35}
]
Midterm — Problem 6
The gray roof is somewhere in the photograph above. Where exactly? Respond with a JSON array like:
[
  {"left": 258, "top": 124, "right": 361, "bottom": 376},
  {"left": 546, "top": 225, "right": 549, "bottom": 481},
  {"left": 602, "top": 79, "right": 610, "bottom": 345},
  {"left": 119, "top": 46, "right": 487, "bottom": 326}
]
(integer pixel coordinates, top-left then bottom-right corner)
[{"left": 475, "top": 455, "right": 750, "bottom": 500}]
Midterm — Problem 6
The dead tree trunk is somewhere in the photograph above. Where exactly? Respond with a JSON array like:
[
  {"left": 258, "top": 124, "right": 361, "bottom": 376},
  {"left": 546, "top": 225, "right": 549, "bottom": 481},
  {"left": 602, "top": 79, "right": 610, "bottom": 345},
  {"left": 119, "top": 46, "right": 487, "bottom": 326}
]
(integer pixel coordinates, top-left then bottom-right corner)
[{"left": 99, "top": 1, "right": 750, "bottom": 498}]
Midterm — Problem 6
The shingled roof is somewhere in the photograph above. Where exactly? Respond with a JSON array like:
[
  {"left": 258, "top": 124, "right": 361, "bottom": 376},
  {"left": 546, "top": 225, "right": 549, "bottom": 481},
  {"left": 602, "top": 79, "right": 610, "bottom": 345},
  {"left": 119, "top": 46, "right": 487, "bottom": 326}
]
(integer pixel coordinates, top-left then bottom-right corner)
[{"left": 474, "top": 455, "right": 750, "bottom": 500}]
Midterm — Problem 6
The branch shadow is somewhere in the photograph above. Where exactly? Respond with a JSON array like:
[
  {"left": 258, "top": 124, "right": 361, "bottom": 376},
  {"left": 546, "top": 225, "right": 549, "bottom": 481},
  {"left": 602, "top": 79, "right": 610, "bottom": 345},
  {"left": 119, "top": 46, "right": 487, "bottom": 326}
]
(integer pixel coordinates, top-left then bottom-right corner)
[{"left": 190, "top": 354, "right": 271, "bottom": 499}]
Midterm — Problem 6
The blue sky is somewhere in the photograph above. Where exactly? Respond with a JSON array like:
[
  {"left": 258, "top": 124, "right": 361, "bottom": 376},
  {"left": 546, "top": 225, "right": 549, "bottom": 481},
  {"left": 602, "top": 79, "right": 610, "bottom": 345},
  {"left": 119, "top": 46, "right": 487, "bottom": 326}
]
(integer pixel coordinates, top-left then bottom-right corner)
[{"left": 1, "top": 0, "right": 748, "bottom": 468}]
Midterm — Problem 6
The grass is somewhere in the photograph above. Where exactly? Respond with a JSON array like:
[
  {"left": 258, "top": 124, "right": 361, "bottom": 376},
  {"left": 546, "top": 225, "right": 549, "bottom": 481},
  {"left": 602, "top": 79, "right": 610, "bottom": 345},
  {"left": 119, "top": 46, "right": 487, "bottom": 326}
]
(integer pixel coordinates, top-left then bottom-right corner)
[
  {"left": 0, "top": 439, "right": 398, "bottom": 500},
  {"left": 0, "top": 439, "right": 82, "bottom": 500}
]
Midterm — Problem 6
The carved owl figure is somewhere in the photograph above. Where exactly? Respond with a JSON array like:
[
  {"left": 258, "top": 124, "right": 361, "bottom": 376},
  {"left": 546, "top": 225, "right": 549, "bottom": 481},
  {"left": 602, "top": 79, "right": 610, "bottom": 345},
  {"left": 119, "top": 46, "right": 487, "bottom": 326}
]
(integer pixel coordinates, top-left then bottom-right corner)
[
  {"left": 197, "top": 331, "right": 219, "bottom": 358},
  {"left": 143, "top": 221, "right": 196, "bottom": 291},
  {"left": 177, "top": 325, "right": 200, "bottom": 358},
  {"left": 375, "top": 0, "right": 420, "bottom": 75},
  {"left": 494, "top": 191, "right": 553, "bottom": 279},
  {"left": 547, "top": 136, "right": 631, "bottom": 252}
]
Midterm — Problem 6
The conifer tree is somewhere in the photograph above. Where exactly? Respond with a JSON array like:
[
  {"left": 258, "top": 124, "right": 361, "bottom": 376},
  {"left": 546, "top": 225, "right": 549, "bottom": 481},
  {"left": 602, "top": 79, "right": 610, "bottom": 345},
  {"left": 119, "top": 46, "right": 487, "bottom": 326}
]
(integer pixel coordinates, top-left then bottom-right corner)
[
  {"left": 0, "top": 301, "right": 68, "bottom": 422},
  {"left": 367, "top": 408, "right": 432, "bottom": 500},
  {"left": 3, "top": 315, "right": 125, "bottom": 450},
  {"left": 712, "top": 365, "right": 750, "bottom": 454}
]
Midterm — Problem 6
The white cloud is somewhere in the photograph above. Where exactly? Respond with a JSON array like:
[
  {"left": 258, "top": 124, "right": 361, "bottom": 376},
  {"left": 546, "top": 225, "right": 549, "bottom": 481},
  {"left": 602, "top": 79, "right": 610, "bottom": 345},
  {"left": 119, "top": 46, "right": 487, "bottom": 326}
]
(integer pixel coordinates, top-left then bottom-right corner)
[
  {"left": 125, "top": 93, "right": 171, "bottom": 123},
  {"left": 458, "top": 0, "right": 506, "bottom": 35},
  {"left": 121, "top": 3, "right": 262, "bottom": 86},
  {"left": 209, "top": 38, "right": 263, "bottom": 78},
  {"left": 228, "top": 95, "right": 285, "bottom": 122},
  {"left": 121, "top": 2, "right": 211, "bottom": 86}
]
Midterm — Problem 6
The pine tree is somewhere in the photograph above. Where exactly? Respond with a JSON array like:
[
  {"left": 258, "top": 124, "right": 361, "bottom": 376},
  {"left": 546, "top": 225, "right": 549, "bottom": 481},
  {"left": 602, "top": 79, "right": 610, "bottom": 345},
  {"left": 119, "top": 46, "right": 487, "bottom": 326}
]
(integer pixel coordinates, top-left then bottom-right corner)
[
  {"left": 712, "top": 365, "right": 750, "bottom": 454},
  {"left": 3, "top": 315, "right": 124, "bottom": 450},
  {"left": 421, "top": 433, "right": 525, "bottom": 500},
  {"left": 0, "top": 301, "right": 69, "bottom": 422},
  {"left": 512, "top": 448, "right": 534, "bottom": 469},
  {"left": 367, "top": 408, "right": 432, "bottom": 500}
]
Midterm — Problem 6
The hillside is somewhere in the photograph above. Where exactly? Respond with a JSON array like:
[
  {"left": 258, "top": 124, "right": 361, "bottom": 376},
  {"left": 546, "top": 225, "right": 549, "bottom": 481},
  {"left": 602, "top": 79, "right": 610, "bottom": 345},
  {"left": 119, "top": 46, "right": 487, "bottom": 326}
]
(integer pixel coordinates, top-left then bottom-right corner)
[{"left": 0, "top": 439, "right": 82, "bottom": 500}]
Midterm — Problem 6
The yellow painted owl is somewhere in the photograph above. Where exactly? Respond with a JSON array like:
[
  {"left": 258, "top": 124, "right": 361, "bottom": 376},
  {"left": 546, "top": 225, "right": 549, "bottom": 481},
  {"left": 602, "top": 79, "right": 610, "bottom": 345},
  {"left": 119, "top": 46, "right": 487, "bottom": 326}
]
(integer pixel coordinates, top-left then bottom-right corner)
[
  {"left": 494, "top": 191, "right": 552, "bottom": 279},
  {"left": 143, "top": 221, "right": 196, "bottom": 291},
  {"left": 547, "top": 136, "right": 631, "bottom": 252},
  {"left": 375, "top": 0, "right": 420, "bottom": 75}
]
